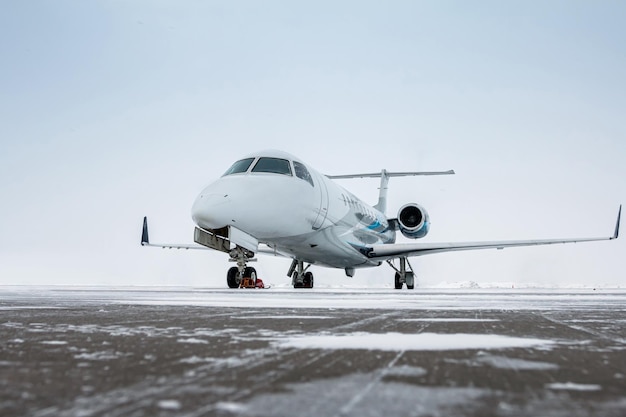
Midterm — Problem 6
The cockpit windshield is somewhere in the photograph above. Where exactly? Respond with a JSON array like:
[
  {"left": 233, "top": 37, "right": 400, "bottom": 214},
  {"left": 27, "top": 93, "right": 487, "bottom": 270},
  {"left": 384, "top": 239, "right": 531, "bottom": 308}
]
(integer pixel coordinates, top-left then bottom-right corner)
[
  {"left": 222, "top": 158, "right": 255, "bottom": 176},
  {"left": 294, "top": 161, "right": 314, "bottom": 186},
  {"left": 251, "top": 157, "right": 292, "bottom": 175}
]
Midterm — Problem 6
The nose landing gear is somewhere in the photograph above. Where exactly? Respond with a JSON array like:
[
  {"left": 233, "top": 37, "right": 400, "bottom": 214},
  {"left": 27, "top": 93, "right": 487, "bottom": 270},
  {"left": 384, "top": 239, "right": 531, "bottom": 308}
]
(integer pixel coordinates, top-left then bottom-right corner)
[{"left": 226, "top": 247, "right": 260, "bottom": 288}]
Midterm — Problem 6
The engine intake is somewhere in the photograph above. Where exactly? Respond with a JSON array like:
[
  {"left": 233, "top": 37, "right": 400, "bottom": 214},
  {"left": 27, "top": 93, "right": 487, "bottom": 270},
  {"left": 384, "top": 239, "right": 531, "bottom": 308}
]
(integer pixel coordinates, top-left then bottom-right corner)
[{"left": 397, "top": 203, "right": 429, "bottom": 239}]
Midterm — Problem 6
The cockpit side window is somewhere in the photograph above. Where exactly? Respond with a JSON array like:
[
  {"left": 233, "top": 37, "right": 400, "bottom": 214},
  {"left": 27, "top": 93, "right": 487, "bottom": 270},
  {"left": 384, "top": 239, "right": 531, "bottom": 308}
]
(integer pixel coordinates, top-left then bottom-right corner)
[
  {"left": 222, "top": 158, "right": 255, "bottom": 176},
  {"left": 293, "top": 161, "right": 314, "bottom": 187},
  {"left": 251, "top": 158, "right": 292, "bottom": 175}
]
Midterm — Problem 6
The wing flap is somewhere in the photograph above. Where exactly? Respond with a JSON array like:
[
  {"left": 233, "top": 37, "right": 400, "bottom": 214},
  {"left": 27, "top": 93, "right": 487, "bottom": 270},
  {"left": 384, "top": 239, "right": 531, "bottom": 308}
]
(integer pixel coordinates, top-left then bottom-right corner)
[{"left": 368, "top": 236, "right": 613, "bottom": 260}]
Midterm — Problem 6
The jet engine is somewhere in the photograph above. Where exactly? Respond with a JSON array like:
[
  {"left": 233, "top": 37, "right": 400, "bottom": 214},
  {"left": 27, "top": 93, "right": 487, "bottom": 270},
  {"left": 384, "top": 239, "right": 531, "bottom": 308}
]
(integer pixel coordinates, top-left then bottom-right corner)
[{"left": 397, "top": 203, "right": 430, "bottom": 239}]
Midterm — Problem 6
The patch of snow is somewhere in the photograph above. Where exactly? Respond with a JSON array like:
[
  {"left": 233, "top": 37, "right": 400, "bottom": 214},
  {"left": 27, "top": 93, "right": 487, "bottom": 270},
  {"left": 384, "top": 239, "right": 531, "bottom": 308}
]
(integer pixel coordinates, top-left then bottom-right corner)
[
  {"left": 278, "top": 332, "right": 555, "bottom": 351},
  {"left": 41, "top": 340, "right": 67, "bottom": 345},
  {"left": 157, "top": 399, "right": 181, "bottom": 410},
  {"left": 180, "top": 356, "right": 214, "bottom": 364},
  {"left": 399, "top": 318, "right": 500, "bottom": 322},
  {"left": 177, "top": 338, "right": 209, "bottom": 344},
  {"left": 546, "top": 382, "right": 602, "bottom": 391},
  {"left": 74, "top": 351, "right": 126, "bottom": 360},
  {"left": 231, "top": 315, "right": 333, "bottom": 320},
  {"left": 190, "top": 328, "right": 241, "bottom": 337},
  {"left": 214, "top": 402, "right": 247, "bottom": 413}
]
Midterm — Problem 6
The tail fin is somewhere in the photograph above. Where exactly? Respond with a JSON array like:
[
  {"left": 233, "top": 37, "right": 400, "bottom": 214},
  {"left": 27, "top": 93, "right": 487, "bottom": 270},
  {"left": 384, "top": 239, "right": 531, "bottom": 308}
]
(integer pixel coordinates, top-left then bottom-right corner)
[{"left": 327, "top": 170, "right": 455, "bottom": 215}]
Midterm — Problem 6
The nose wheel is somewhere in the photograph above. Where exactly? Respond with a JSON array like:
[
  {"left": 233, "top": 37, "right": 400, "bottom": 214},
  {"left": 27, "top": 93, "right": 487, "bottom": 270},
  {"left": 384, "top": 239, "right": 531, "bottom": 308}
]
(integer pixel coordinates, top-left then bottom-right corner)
[
  {"left": 226, "top": 266, "right": 257, "bottom": 288},
  {"left": 227, "top": 246, "right": 258, "bottom": 288}
]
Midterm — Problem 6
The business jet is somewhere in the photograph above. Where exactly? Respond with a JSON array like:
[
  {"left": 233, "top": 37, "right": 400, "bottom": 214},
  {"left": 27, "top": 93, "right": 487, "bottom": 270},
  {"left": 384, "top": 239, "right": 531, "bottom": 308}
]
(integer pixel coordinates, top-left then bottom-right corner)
[{"left": 141, "top": 149, "right": 621, "bottom": 289}]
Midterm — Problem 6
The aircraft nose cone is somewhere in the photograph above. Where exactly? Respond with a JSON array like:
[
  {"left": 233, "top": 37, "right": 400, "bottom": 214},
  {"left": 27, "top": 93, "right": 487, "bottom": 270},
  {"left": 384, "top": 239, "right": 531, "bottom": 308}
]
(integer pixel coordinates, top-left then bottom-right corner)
[{"left": 191, "top": 192, "right": 232, "bottom": 230}]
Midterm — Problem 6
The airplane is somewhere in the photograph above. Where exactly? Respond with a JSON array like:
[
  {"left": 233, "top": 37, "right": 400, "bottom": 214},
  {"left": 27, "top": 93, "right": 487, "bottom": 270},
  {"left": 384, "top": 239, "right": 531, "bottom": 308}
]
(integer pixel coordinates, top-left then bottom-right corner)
[{"left": 141, "top": 149, "right": 621, "bottom": 289}]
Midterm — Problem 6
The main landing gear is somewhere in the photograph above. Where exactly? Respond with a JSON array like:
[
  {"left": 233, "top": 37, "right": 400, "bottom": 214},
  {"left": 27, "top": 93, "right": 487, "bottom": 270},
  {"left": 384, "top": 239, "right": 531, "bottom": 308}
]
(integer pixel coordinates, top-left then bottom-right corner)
[
  {"left": 387, "top": 257, "right": 415, "bottom": 290},
  {"left": 226, "top": 247, "right": 261, "bottom": 288},
  {"left": 288, "top": 259, "right": 314, "bottom": 289}
]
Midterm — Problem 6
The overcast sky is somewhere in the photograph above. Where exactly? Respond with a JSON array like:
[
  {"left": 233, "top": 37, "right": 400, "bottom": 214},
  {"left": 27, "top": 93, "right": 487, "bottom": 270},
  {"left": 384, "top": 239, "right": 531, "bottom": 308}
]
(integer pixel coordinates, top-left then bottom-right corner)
[{"left": 1, "top": 1, "right": 624, "bottom": 288}]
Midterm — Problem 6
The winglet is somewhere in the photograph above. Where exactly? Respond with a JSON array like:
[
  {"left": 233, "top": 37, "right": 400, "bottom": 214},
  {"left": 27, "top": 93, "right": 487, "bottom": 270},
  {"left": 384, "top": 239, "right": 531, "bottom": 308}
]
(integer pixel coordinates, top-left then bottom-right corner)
[
  {"left": 141, "top": 216, "right": 150, "bottom": 246},
  {"left": 612, "top": 205, "right": 621, "bottom": 240}
]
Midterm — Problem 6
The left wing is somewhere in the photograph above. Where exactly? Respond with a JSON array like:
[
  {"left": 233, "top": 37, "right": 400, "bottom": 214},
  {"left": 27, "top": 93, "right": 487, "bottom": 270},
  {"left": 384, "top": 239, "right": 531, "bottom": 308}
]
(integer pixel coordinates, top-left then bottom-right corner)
[
  {"left": 366, "top": 205, "right": 621, "bottom": 261},
  {"left": 141, "top": 217, "right": 209, "bottom": 250},
  {"left": 140, "top": 217, "right": 288, "bottom": 256}
]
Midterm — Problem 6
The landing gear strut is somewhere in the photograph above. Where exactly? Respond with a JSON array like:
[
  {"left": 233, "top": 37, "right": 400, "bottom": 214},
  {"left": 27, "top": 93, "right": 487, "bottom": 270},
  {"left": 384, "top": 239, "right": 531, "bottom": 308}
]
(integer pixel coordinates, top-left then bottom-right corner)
[
  {"left": 288, "top": 259, "right": 314, "bottom": 288},
  {"left": 386, "top": 257, "right": 415, "bottom": 290},
  {"left": 226, "top": 246, "right": 257, "bottom": 288}
]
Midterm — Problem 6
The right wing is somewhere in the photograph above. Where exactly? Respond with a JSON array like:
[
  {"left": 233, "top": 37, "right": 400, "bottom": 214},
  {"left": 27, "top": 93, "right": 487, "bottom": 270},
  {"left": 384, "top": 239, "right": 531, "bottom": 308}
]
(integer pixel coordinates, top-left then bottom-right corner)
[{"left": 366, "top": 205, "right": 621, "bottom": 261}]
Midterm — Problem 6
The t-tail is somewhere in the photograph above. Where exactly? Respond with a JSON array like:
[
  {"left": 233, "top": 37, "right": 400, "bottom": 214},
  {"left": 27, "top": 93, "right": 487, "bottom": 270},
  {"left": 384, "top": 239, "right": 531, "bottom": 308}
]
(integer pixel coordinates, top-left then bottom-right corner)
[{"left": 327, "top": 169, "right": 455, "bottom": 215}]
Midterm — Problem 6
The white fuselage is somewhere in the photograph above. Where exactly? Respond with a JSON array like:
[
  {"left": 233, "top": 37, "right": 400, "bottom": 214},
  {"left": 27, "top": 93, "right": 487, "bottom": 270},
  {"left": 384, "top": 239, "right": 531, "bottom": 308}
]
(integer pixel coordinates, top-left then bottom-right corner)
[{"left": 191, "top": 151, "right": 394, "bottom": 269}]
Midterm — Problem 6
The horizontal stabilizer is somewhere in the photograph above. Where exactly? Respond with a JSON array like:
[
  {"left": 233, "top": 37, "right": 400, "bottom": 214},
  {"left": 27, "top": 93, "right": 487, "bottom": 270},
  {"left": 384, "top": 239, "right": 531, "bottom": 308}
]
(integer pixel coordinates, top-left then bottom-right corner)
[
  {"left": 327, "top": 169, "right": 455, "bottom": 214},
  {"left": 327, "top": 170, "right": 455, "bottom": 179}
]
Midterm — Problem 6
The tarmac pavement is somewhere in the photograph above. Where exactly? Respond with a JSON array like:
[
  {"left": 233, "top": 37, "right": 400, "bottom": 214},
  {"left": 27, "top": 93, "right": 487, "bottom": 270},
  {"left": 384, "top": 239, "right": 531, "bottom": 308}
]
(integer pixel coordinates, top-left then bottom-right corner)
[{"left": 1, "top": 286, "right": 625, "bottom": 416}]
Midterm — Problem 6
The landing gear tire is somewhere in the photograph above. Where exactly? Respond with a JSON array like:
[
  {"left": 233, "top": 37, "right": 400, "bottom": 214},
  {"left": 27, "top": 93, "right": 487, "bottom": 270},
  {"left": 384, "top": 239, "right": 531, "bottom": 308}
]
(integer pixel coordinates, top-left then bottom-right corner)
[
  {"left": 292, "top": 271, "right": 303, "bottom": 288},
  {"left": 303, "top": 271, "right": 314, "bottom": 289},
  {"left": 227, "top": 267, "right": 240, "bottom": 289},
  {"left": 244, "top": 267, "right": 257, "bottom": 285},
  {"left": 406, "top": 272, "right": 415, "bottom": 290},
  {"left": 394, "top": 272, "right": 403, "bottom": 290}
]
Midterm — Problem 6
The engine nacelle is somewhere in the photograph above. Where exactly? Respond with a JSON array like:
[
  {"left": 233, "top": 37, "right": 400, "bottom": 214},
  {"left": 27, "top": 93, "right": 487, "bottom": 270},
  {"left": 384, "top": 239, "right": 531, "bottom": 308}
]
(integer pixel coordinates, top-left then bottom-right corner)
[{"left": 397, "top": 203, "right": 430, "bottom": 239}]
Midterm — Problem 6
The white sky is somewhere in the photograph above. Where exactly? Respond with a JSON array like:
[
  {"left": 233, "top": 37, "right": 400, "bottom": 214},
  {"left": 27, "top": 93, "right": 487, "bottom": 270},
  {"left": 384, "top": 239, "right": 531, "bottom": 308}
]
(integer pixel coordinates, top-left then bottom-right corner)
[{"left": 1, "top": 1, "right": 624, "bottom": 288}]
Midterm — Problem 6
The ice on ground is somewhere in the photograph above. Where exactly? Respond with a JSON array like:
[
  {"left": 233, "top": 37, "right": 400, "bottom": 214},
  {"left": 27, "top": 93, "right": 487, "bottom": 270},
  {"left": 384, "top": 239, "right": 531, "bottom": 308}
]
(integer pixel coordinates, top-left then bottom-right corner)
[
  {"left": 386, "top": 365, "right": 428, "bottom": 377},
  {"left": 244, "top": 373, "right": 488, "bottom": 417},
  {"left": 41, "top": 340, "right": 68, "bottom": 345},
  {"left": 546, "top": 382, "right": 602, "bottom": 391},
  {"left": 278, "top": 332, "right": 555, "bottom": 351},
  {"left": 474, "top": 355, "right": 559, "bottom": 370}
]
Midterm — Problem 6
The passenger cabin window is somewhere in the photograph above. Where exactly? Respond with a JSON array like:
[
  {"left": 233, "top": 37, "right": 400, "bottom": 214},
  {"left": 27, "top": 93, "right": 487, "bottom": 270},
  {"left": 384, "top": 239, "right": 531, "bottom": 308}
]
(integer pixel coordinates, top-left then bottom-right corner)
[
  {"left": 223, "top": 158, "right": 255, "bottom": 176},
  {"left": 294, "top": 161, "right": 314, "bottom": 187},
  {"left": 251, "top": 158, "right": 292, "bottom": 175}
]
